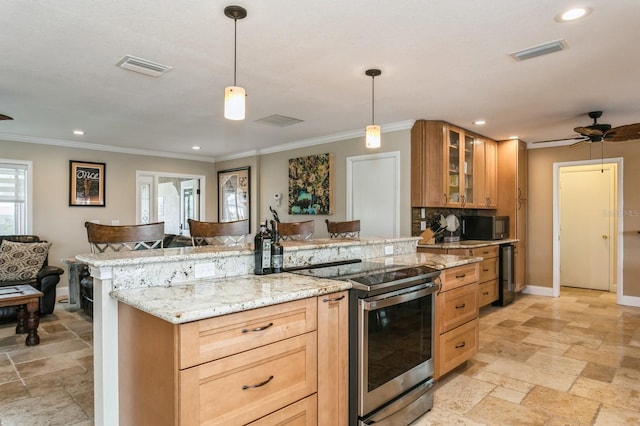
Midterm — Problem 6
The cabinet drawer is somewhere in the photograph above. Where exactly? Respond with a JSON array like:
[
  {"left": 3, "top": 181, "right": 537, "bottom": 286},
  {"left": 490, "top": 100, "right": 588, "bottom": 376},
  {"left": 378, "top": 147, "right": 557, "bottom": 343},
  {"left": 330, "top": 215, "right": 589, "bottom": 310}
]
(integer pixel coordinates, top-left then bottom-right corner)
[
  {"left": 478, "top": 279, "right": 498, "bottom": 307},
  {"left": 471, "top": 245, "right": 498, "bottom": 259},
  {"left": 440, "top": 263, "right": 479, "bottom": 292},
  {"left": 249, "top": 394, "right": 318, "bottom": 426},
  {"left": 179, "top": 298, "right": 317, "bottom": 368},
  {"left": 478, "top": 257, "right": 498, "bottom": 283},
  {"left": 179, "top": 332, "right": 317, "bottom": 426},
  {"left": 437, "top": 283, "right": 478, "bottom": 334},
  {"left": 438, "top": 318, "right": 478, "bottom": 376}
]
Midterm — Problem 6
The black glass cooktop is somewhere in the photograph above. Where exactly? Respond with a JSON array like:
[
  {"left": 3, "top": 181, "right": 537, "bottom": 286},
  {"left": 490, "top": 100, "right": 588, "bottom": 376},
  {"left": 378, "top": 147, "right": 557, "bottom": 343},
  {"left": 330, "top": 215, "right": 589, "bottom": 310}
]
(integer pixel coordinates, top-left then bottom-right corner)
[{"left": 290, "top": 260, "right": 440, "bottom": 295}]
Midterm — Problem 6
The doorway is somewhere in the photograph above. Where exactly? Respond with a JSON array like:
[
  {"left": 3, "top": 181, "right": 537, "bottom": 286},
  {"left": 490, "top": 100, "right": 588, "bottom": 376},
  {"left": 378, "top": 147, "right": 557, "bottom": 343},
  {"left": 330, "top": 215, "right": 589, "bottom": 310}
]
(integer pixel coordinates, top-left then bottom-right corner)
[
  {"left": 346, "top": 151, "right": 400, "bottom": 238},
  {"left": 553, "top": 158, "right": 623, "bottom": 299}
]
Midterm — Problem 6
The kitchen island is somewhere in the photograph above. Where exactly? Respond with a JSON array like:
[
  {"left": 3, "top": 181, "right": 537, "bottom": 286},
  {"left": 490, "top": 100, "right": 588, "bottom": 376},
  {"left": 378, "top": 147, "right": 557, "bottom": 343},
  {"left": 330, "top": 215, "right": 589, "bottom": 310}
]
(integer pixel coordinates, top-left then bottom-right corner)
[{"left": 78, "top": 237, "right": 482, "bottom": 425}]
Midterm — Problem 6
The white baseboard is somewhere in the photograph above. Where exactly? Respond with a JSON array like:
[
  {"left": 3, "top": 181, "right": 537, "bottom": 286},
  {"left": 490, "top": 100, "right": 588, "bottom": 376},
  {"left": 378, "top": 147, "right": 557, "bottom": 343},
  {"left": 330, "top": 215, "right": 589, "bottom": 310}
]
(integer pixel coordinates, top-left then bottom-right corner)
[
  {"left": 521, "top": 285, "right": 554, "bottom": 297},
  {"left": 618, "top": 294, "right": 640, "bottom": 308}
]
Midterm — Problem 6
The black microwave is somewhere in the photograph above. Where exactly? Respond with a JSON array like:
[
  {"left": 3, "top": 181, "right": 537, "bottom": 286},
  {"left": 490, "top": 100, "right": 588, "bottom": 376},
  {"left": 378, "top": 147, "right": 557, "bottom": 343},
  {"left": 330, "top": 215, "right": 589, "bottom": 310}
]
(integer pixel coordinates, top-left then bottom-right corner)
[{"left": 461, "top": 215, "right": 509, "bottom": 240}]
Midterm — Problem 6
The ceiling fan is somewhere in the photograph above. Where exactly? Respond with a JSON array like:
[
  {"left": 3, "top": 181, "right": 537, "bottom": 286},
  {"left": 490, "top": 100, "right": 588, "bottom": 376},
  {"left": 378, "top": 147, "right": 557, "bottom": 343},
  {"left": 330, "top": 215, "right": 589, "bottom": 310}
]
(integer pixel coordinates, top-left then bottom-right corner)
[
  {"left": 0, "top": 114, "right": 13, "bottom": 121},
  {"left": 532, "top": 111, "right": 640, "bottom": 147}
]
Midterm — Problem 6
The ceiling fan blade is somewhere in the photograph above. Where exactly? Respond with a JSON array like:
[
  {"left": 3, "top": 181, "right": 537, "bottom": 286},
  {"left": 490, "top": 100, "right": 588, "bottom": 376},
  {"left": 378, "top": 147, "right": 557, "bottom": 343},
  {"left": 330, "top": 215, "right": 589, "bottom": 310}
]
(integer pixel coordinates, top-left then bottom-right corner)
[
  {"left": 531, "top": 136, "right": 588, "bottom": 144},
  {"left": 569, "top": 139, "right": 590, "bottom": 149},
  {"left": 0, "top": 114, "right": 14, "bottom": 121},
  {"left": 603, "top": 123, "right": 640, "bottom": 142},
  {"left": 574, "top": 126, "right": 603, "bottom": 136}
]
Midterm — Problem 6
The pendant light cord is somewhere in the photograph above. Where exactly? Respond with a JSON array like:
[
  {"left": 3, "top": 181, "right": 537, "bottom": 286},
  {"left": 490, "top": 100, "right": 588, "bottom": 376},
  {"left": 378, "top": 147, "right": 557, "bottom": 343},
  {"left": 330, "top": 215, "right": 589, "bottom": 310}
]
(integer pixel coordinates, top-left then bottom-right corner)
[
  {"left": 371, "top": 75, "right": 375, "bottom": 125},
  {"left": 233, "top": 18, "right": 238, "bottom": 86}
]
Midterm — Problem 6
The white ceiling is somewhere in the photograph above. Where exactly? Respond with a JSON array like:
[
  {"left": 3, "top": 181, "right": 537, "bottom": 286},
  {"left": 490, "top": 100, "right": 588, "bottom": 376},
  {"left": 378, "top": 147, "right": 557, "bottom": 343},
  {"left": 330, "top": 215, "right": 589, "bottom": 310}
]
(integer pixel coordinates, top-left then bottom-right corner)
[{"left": 1, "top": 0, "right": 639, "bottom": 162}]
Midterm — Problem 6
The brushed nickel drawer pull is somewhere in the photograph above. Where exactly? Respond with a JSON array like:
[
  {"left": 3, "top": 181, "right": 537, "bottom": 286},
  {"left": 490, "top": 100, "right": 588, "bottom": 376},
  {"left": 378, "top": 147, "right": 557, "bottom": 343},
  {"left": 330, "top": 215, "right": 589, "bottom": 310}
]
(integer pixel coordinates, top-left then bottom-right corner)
[
  {"left": 242, "top": 322, "right": 273, "bottom": 333},
  {"left": 455, "top": 273, "right": 466, "bottom": 279},
  {"left": 455, "top": 303, "right": 466, "bottom": 309},
  {"left": 455, "top": 342, "right": 466, "bottom": 349},
  {"left": 323, "top": 295, "right": 345, "bottom": 303},
  {"left": 242, "top": 375, "right": 274, "bottom": 390}
]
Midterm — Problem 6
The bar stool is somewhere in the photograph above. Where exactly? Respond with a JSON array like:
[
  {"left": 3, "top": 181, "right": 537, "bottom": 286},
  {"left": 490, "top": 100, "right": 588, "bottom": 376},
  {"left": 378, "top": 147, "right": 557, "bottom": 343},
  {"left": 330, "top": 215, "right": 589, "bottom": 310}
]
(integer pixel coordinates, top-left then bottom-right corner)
[
  {"left": 271, "top": 220, "right": 314, "bottom": 241},
  {"left": 325, "top": 219, "right": 360, "bottom": 238},
  {"left": 188, "top": 219, "right": 250, "bottom": 246}
]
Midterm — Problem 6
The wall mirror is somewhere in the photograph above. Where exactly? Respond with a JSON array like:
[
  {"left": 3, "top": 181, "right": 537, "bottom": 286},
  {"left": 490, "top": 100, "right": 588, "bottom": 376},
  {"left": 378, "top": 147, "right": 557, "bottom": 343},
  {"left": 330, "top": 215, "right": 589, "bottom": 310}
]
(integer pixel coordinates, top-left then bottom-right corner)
[{"left": 218, "top": 167, "right": 250, "bottom": 224}]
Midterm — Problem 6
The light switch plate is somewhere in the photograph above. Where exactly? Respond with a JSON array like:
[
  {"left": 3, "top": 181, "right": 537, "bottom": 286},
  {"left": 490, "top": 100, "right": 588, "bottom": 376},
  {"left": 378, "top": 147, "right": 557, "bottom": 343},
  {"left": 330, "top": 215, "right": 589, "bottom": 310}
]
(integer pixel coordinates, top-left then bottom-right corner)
[{"left": 384, "top": 245, "right": 394, "bottom": 255}]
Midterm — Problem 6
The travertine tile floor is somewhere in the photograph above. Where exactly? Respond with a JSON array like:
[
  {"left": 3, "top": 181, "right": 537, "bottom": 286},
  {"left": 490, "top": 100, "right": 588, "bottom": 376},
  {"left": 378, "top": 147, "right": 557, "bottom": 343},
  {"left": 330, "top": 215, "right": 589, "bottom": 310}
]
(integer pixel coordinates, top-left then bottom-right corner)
[{"left": 0, "top": 287, "right": 638, "bottom": 425}]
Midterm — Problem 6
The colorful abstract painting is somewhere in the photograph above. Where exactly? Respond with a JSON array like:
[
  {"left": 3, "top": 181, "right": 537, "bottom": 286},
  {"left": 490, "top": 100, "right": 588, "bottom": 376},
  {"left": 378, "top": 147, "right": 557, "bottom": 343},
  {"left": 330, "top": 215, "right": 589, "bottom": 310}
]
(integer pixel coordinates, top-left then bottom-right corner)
[{"left": 288, "top": 153, "right": 334, "bottom": 215}]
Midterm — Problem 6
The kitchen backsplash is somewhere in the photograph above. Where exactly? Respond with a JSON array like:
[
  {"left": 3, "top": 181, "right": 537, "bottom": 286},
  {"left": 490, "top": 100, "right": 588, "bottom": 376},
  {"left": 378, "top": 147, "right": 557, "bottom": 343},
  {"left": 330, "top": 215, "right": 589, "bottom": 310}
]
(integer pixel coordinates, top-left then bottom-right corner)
[{"left": 411, "top": 207, "right": 479, "bottom": 241}]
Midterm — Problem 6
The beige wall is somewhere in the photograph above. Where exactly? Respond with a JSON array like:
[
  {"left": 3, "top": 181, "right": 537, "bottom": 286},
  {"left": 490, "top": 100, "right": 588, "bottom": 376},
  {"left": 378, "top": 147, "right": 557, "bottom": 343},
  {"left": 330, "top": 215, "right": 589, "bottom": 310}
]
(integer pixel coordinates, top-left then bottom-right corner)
[
  {"left": 527, "top": 140, "right": 640, "bottom": 297},
  {"left": 216, "top": 129, "right": 413, "bottom": 238},
  {"left": 1, "top": 140, "right": 216, "bottom": 270}
]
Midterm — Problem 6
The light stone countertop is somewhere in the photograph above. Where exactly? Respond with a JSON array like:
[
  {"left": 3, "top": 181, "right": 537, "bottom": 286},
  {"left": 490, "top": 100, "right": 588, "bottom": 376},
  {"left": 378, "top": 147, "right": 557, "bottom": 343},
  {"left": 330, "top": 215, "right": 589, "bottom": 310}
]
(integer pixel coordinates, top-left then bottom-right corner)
[
  {"left": 417, "top": 238, "right": 519, "bottom": 250},
  {"left": 109, "top": 252, "right": 481, "bottom": 324}
]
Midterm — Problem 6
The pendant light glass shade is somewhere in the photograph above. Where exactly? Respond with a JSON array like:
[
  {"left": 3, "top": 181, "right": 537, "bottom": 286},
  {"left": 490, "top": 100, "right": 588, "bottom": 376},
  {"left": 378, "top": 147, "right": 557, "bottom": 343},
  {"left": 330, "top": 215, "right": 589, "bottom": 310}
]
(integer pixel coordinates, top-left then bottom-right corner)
[
  {"left": 224, "top": 6, "right": 247, "bottom": 120},
  {"left": 365, "top": 68, "right": 382, "bottom": 149},
  {"left": 224, "top": 86, "right": 246, "bottom": 120},
  {"left": 365, "top": 124, "right": 381, "bottom": 148}
]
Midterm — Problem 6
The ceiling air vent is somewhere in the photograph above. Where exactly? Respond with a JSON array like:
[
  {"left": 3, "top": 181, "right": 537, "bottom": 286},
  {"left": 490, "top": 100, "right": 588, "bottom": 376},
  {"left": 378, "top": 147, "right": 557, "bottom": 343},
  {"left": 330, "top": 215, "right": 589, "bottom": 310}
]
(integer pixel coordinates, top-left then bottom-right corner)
[
  {"left": 116, "top": 55, "right": 173, "bottom": 77},
  {"left": 255, "top": 114, "right": 304, "bottom": 127},
  {"left": 511, "top": 39, "right": 568, "bottom": 61}
]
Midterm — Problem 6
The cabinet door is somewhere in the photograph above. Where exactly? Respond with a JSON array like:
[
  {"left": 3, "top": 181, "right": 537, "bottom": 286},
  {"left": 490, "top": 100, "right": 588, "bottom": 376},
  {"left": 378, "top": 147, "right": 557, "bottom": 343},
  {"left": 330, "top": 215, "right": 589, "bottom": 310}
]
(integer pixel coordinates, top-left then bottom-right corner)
[
  {"left": 411, "top": 120, "right": 446, "bottom": 207},
  {"left": 514, "top": 241, "right": 526, "bottom": 292},
  {"left": 463, "top": 133, "right": 475, "bottom": 207},
  {"left": 446, "top": 127, "right": 463, "bottom": 206},
  {"left": 317, "top": 292, "right": 349, "bottom": 426},
  {"left": 484, "top": 139, "right": 498, "bottom": 208},
  {"left": 473, "top": 138, "right": 486, "bottom": 209},
  {"left": 248, "top": 395, "right": 318, "bottom": 426}
]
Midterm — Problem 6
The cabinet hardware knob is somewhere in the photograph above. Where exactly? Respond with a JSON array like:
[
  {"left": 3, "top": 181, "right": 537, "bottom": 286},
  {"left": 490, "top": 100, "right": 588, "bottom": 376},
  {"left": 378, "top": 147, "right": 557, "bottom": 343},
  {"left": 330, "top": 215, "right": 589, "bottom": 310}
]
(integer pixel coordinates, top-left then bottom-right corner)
[
  {"left": 483, "top": 268, "right": 489, "bottom": 272},
  {"left": 242, "top": 322, "right": 274, "bottom": 333},
  {"left": 483, "top": 291, "right": 489, "bottom": 295},
  {"left": 602, "top": 235, "right": 608, "bottom": 240},
  {"left": 455, "top": 342, "right": 466, "bottom": 349},
  {"left": 455, "top": 303, "right": 466, "bottom": 309},
  {"left": 323, "top": 295, "right": 345, "bottom": 303},
  {"left": 242, "top": 375, "right": 274, "bottom": 390}
]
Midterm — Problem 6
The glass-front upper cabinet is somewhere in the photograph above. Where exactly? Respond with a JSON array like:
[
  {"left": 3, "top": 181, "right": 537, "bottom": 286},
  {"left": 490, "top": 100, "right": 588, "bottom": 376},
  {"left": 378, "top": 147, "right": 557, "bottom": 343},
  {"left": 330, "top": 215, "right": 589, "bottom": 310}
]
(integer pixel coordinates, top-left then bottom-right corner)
[
  {"left": 463, "top": 134, "right": 475, "bottom": 205},
  {"left": 447, "top": 128, "right": 461, "bottom": 205}
]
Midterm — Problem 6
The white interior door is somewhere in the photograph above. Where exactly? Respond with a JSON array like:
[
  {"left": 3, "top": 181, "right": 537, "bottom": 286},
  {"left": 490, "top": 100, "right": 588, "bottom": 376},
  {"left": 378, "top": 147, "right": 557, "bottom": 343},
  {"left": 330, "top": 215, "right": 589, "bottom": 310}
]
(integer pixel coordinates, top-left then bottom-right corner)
[
  {"left": 559, "top": 163, "right": 616, "bottom": 291},
  {"left": 347, "top": 152, "right": 400, "bottom": 238},
  {"left": 181, "top": 179, "right": 200, "bottom": 235}
]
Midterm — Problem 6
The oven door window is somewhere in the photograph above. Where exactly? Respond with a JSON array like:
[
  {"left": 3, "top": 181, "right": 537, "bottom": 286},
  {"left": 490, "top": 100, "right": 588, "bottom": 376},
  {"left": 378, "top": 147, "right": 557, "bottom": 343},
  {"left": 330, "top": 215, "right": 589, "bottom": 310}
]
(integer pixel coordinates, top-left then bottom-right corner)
[{"left": 365, "top": 294, "right": 433, "bottom": 392}]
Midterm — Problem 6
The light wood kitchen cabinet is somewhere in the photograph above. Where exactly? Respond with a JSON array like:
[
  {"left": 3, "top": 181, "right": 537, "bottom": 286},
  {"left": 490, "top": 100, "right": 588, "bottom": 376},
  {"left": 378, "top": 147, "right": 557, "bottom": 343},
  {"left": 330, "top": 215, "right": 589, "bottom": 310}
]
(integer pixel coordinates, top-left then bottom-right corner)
[
  {"left": 118, "top": 294, "right": 348, "bottom": 425},
  {"left": 433, "top": 262, "right": 479, "bottom": 379},
  {"left": 411, "top": 120, "right": 497, "bottom": 209},
  {"left": 317, "top": 291, "right": 349, "bottom": 426},
  {"left": 497, "top": 139, "right": 528, "bottom": 291}
]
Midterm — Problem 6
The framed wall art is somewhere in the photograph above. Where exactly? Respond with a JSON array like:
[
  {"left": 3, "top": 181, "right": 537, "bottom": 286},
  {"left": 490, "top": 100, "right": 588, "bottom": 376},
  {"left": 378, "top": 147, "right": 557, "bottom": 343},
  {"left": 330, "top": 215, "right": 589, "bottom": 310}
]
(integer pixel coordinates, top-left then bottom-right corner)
[
  {"left": 69, "top": 160, "right": 106, "bottom": 207},
  {"left": 288, "top": 153, "right": 334, "bottom": 215},
  {"left": 218, "top": 166, "right": 250, "bottom": 223}
]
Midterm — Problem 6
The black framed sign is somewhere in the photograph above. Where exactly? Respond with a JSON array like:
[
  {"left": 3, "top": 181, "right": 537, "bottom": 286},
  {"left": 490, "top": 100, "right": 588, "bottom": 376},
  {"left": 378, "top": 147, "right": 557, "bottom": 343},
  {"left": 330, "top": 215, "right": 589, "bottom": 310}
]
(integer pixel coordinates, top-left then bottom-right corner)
[{"left": 69, "top": 160, "right": 106, "bottom": 207}]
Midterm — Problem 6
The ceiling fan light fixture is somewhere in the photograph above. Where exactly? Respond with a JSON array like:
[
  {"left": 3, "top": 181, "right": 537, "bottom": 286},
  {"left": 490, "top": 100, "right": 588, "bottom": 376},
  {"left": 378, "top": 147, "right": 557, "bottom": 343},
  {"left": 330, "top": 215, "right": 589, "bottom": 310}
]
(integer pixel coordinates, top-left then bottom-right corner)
[
  {"left": 223, "top": 6, "right": 247, "bottom": 121},
  {"left": 365, "top": 68, "right": 382, "bottom": 149}
]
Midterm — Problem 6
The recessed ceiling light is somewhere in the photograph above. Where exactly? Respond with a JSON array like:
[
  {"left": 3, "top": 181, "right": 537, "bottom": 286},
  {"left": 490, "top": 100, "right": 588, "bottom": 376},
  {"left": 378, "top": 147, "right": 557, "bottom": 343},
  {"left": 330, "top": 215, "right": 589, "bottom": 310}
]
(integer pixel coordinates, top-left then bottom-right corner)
[
  {"left": 473, "top": 120, "right": 486, "bottom": 125},
  {"left": 192, "top": 146, "right": 201, "bottom": 150},
  {"left": 555, "top": 7, "right": 592, "bottom": 22},
  {"left": 73, "top": 129, "right": 85, "bottom": 135},
  {"left": 509, "top": 136, "right": 519, "bottom": 140}
]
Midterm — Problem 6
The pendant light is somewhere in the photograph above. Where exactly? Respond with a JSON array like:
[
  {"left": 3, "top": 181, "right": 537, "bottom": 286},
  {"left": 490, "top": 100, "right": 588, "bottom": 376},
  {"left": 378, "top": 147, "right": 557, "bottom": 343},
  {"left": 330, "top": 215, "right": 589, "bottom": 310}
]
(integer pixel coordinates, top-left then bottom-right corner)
[
  {"left": 224, "top": 5, "right": 247, "bottom": 120},
  {"left": 365, "top": 69, "right": 382, "bottom": 148}
]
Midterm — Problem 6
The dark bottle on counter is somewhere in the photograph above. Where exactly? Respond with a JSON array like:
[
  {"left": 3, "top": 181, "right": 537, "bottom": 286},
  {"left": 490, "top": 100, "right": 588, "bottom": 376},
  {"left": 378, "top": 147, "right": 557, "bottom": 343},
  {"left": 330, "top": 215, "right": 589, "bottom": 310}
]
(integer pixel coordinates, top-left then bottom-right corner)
[
  {"left": 271, "top": 228, "right": 283, "bottom": 273},
  {"left": 254, "top": 221, "right": 272, "bottom": 275}
]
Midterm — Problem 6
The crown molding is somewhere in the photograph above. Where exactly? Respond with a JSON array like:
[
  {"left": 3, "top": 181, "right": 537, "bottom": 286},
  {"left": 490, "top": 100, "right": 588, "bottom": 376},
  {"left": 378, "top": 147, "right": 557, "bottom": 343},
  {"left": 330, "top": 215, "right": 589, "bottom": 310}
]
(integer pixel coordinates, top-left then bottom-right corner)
[
  {"left": 213, "top": 120, "right": 414, "bottom": 162},
  {"left": 0, "top": 133, "right": 217, "bottom": 163}
]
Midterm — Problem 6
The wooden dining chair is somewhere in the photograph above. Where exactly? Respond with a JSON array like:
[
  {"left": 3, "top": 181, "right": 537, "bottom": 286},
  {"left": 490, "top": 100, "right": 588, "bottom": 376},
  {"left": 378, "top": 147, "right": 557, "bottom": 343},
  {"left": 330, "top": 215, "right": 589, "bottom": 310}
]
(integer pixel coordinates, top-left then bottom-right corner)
[
  {"left": 271, "top": 220, "right": 314, "bottom": 241},
  {"left": 188, "top": 219, "right": 250, "bottom": 246},
  {"left": 325, "top": 219, "right": 360, "bottom": 238},
  {"left": 84, "top": 221, "right": 165, "bottom": 253}
]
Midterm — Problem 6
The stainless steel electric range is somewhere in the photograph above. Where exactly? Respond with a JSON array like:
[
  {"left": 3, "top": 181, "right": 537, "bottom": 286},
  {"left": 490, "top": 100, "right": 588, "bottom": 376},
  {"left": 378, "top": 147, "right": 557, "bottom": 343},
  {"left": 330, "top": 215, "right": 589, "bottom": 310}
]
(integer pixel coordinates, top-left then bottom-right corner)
[{"left": 291, "top": 260, "right": 441, "bottom": 425}]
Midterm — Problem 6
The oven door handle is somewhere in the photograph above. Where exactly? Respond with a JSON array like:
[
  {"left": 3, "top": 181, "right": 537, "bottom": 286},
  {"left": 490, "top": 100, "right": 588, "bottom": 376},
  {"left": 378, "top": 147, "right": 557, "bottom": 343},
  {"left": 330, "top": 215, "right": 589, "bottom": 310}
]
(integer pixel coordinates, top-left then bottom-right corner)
[{"left": 362, "top": 286, "right": 437, "bottom": 311}]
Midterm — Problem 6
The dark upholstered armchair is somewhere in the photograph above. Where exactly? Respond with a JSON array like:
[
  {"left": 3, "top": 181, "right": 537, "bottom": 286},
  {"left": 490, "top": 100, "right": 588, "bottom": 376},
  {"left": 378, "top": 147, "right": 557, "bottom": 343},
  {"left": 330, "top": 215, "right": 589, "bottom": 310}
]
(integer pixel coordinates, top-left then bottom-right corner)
[{"left": 0, "top": 235, "right": 64, "bottom": 320}]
